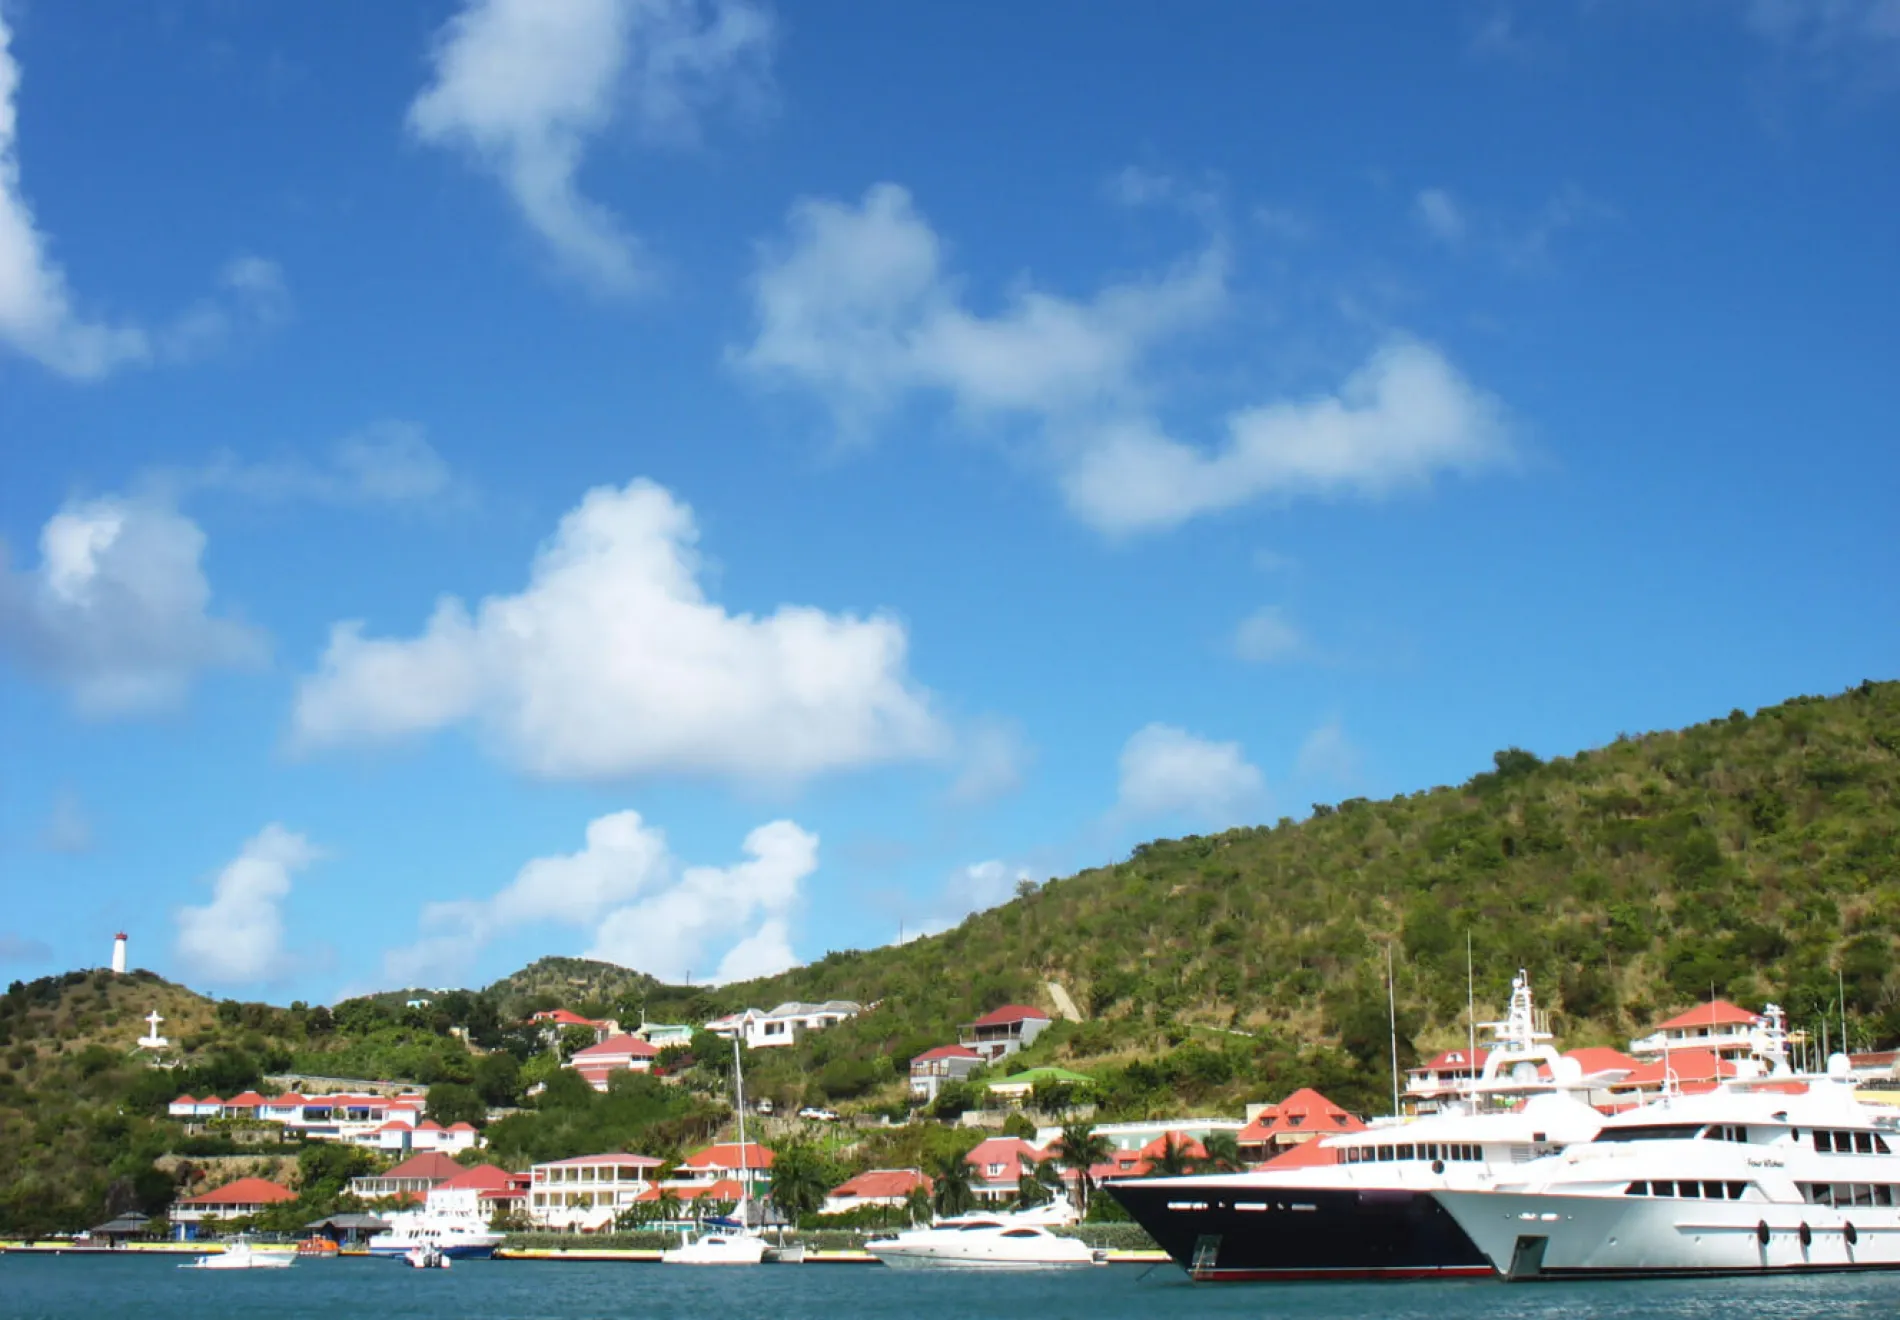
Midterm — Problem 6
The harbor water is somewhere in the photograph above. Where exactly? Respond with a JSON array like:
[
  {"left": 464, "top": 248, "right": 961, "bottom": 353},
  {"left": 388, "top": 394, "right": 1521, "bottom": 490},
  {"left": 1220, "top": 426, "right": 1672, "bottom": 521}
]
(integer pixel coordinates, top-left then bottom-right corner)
[{"left": 4, "top": 1255, "right": 1900, "bottom": 1320}]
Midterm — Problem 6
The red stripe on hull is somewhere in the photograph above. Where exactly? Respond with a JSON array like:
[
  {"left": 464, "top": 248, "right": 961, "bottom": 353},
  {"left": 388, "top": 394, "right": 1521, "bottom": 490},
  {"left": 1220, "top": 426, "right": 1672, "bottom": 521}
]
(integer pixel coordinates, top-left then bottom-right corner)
[{"left": 1193, "top": 1265, "right": 1497, "bottom": 1282}]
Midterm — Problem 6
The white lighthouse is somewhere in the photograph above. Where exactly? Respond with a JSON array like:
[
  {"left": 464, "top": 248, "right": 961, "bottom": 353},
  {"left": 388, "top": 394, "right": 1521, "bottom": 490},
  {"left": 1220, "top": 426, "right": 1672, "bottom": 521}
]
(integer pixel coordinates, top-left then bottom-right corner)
[{"left": 111, "top": 932, "right": 127, "bottom": 975}]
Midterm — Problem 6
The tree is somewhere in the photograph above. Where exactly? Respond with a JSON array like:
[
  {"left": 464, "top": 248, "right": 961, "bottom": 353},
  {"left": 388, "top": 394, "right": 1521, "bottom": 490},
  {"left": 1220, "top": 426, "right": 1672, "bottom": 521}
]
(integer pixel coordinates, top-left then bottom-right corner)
[
  {"left": 473, "top": 1052, "right": 522, "bottom": 1108},
  {"left": 929, "top": 1150, "right": 976, "bottom": 1218},
  {"left": 768, "top": 1142, "right": 837, "bottom": 1225},
  {"left": 1145, "top": 1133, "right": 1197, "bottom": 1178},
  {"left": 902, "top": 1184, "right": 933, "bottom": 1226},
  {"left": 1053, "top": 1122, "right": 1112, "bottom": 1211},
  {"left": 1013, "top": 1168, "right": 1051, "bottom": 1209},
  {"left": 425, "top": 1082, "right": 487, "bottom": 1128},
  {"left": 1200, "top": 1131, "right": 1243, "bottom": 1173}
]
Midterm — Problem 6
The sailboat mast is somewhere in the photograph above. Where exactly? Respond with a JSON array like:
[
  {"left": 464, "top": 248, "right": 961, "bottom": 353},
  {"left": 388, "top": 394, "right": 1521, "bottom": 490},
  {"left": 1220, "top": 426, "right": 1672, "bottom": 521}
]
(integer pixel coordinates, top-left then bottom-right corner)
[
  {"left": 1466, "top": 932, "right": 1477, "bottom": 1099},
  {"left": 733, "top": 1036, "right": 749, "bottom": 1220}
]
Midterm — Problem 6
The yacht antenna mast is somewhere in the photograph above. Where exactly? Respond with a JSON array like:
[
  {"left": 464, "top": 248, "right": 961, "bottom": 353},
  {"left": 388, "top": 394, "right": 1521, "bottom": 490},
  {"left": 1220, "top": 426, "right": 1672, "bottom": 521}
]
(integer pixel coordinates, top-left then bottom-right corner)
[
  {"left": 1466, "top": 932, "right": 1477, "bottom": 1099},
  {"left": 1386, "top": 943, "right": 1401, "bottom": 1118},
  {"left": 1839, "top": 968, "right": 1849, "bottom": 1059}
]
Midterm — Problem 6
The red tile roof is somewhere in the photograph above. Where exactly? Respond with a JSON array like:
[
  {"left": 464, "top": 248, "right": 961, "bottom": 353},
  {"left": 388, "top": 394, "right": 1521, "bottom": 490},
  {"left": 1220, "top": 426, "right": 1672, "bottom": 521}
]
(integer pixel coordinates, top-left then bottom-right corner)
[
  {"left": 1257, "top": 1138, "right": 1340, "bottom": 1169},
  {"left": 1239, "top": 1088, "right": 1364, "bottom": 1139},
  {"left": 964, "top": 1136, "right": 1043, "bottom": 1184},
  {"left": 682, "top": 1142, "right": 773, "bottom": 1171},
  {"left": 447, "top": 1122, "right": 478, "bottom": 1132},
  {"left": 1414, "top": 1046, "right": 1490, "bottom": 1073},
  {"left": 1562, "top": 1046, "right": 1639, "bottom": 1076},
  {"left": 1137, "top": 1132, "right": 1209, "bottom": 1161},
  {"left": 180, "top": 1177, "right": 295, "bottom": 1206},
  {"left": 912, "top": 1044, "right": 983, "bottom": 1063},
  {"left": 225, "top": 1090, "right": 267, "bottom": 1107},
  {"left": 172, "top": 1095, "right": 198, "bottom": 1104},
  {"left": 534, "top": 1009, "right": 609, "bottom": 1027},
  {"left": 431, "top": 1164, "right": 514, "bottom": 1193},
  {"left": 571, "top": 1033, "right": 659, "bottom": 1060},
  {"left": 829, "top": 1169, "right": 931, "bottom": 1200},
  {"left": 1617, "top": 1049, "right": 1736, "bottom": 1088},
  {"left": 380, "top": 1151, "right": 466, "bottom": 1182},
  {"left": 971, "top": 1004, "right": 1050, "bottom": 1028},
  {"left": 1652, "top": 1000, "right": 1760, "bottom": 1031},
  {"left": 537, "top": 1153, "right": 664, "bottom": 1169}
]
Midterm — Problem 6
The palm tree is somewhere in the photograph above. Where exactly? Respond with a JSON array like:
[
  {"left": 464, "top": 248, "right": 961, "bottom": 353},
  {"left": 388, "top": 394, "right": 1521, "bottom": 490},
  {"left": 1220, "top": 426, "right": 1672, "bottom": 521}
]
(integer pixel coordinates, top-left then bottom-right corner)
[
  {"left": 1053, "top": 1122, "right": 1113, "bottom": 1211},
  {"left": 902, "top": 1184, "right": 933, "bottom": 1226},
  {"left": 1200, "top": 1131, "right": 1243, "bottom": 1173},
  {"left": 1013, "top": 1168, "right": 1052, "bottom": 1209},
  {"left": 1145, "top": 1133, "right": 1197, "bottom": 1178},
  {"left": 654, "top": 1186, "right": 682, "bottom": 1227},
  {"left": 768, "top": 1142, "right": 833, "bottom": 1227},
  {"left": 930, "top": 1150, "right": 976, "bottom": 1218}
]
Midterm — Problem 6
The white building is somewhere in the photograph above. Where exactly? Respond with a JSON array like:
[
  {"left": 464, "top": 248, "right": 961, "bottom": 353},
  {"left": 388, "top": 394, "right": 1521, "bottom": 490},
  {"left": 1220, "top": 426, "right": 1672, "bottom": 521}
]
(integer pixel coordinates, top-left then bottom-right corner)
[
  {"left": 704, "top": 1001, "right": 861, "bottom": 1049},
  {"left": 426, "top": 1164, "right": 524, "bottom": 1222},
  {"left": 910, "top": 1043, "right": 983, "bottom": 1102},
  {"left": 958, "top": 1004, "right": 1051, "bottom": 1062},
  {"left": 1628, "top": 1000, "right": 1767, "bottom": 1062},
  {"left": 167, "top": 1089, "right": 482, "bottom": 1153},
  {"left": 565, "top": 1033, "right": 660, "bottom": 1090},
  {"left": 527, "top": 1153, "right": 664, "bottom": 1231}
]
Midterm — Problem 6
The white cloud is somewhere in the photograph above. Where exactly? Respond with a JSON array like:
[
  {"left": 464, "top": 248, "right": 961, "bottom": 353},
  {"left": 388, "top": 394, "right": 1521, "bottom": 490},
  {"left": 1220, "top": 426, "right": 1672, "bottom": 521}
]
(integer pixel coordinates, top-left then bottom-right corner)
[
  {"left": 1747, "top": 0, "right": 1900, "bottom": 48},
  {"left": 408, "top": 0, "right": 774, "bottom": 293},
  {"left": 739, "top": 184, "right": 1510, "bottom": 535},
  {"left": 188, "top": 421, "right": 460, "bottom": 507},
  {"left": 174, "top": 825, "right": 318, "bottom": 984},
  {"left": 1295, "top": 719, "right": 1359, "bottom": 784},
  {"left": 1116, "top": 723, "right": 1266, "bottom": 828},
  {"left": 0, "top": 16, "right": 146, "bottom": 377},
  {"left": 0, "top": 21, "right": 288, "bottom": 379},
  {"left": 1414, "top": 188, "right": 1466, "bottom": 245},
  {"left": 1232, "top": 606, "right": 1306, "bottom": 663},
  {"left": 293, "top": 477, "right": 940, "bottom": 782},
  {"left": 945, "top": 718, "right": 1031, "bottom": 805},
  {"left": 0, "top": 932, "right": 52, "bottom": 964},
  {"left": 1060, "top": 340, "right": 1509, "bottom": 534},
  {"left": 0, "top": 495, "right": 267, "bottom": 715},
  {"left": 385, "top": 811, "right": 816, "bottom": 986},
  {"left": 40, "top": 788, "right": 93, "bottom": 853},
  {"left": 897, "top": 858, "right": 1037, "bottom": 944},
  {"left": 737, "top": 182, "right": 1226, "bottom": 428}
]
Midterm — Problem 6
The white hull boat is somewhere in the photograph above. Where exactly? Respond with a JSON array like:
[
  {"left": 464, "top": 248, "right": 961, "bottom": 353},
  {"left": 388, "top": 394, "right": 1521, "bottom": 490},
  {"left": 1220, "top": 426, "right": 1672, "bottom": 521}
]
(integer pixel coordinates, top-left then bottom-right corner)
[
  {"left": 179, "top": 1238, "right": 294, "bottom": 1270},
  {"left": 366, "top": 1213, "right": 502, "bottom": 1260},
  {"left": 866, "top": 1215, "right": 1105, "bottom": 1270},
  {"left": 661, "top": 1037, "right": 767, "bottom": 1267}
]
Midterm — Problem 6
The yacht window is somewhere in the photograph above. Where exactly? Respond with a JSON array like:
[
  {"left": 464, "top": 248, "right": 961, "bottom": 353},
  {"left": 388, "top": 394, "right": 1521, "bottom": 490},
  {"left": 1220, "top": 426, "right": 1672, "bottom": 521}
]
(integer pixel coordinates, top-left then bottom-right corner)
[
  {"left": 1806, "top": 1184, "right": 1834, "bottom": 1207},
  {"left": 1377, "top": 1146, "right": 1395, "bottom": 1163},
  {"left": 1000, "top": 1229, "right": 1042, "bottom": 1238},
  {"left": 1624, "top": 1181, "right": 1648, "bottom": 1196},
  {"left": 1702, "top": 1181, "right": 1724, "bottom": 1200},
  {"left": 960, "top": 1221, "right": 1003, "bottom": 1231},
  {"left": 1398, "top": 1145, "right": 1415, "bottom": 1161},
  {"left": 1856, "top": 1132, "right": 1875, "bottom": 1155},
  {"left": 1727, "top": 1182, "right": 1747, "bottom": 1201},
  {"left": 1599, "top": 1124, "right": 1706, "bottom": 1142},
  {"left": 1815, "top": 1131, "right": 1834, "bottom": 1153},
  {"left": 1876, "top": 1185, "right": 1894, "bottom": 1208},
  {"left": 1878, "top": 1135, "right": 1893, "bottom": 1155},
  {"left": 1682, "top": 1182, "right": 1702, "bottom": 1199}
]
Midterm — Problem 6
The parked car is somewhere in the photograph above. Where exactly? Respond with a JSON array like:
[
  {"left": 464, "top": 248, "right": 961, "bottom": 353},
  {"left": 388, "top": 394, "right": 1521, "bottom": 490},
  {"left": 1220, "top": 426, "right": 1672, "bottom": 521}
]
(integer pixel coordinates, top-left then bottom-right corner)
[
  {"left": 756, "top": 1098, "right": 775, "bottom": 1115},
  {"left": 797, "top": 1106, "right": 840, "bottom": 1121}
]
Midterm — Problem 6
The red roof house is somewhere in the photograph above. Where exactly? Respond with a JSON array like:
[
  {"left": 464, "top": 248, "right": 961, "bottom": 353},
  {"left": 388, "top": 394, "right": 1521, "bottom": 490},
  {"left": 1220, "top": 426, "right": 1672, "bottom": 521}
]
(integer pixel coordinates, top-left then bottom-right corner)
[
  {"left": 959, "top": 1004, "right": 1053, "bottom": 1061},
  {"left": 823, "top": 1169, "right": 932, "bottom": 1212},
  {"left": 175, "top": 1177, "right": 295, "bottom": 1221},
  {"left": 964, "top": 1136, "right": 1045, "bottom": 1199},
  {"left": 567, "top": 1034, "right": 661, "bottom": 1090},
  {"left": 1238, "top": 1088, "right": 1364, "bottom": 1162}
]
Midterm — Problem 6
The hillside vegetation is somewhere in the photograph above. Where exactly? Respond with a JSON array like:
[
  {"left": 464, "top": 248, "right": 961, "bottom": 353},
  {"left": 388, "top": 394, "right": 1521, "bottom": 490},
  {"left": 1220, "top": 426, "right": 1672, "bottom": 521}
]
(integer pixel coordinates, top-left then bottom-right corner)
[{"left": 702, "top": 680, "right": 1900, "bottom": 1112}]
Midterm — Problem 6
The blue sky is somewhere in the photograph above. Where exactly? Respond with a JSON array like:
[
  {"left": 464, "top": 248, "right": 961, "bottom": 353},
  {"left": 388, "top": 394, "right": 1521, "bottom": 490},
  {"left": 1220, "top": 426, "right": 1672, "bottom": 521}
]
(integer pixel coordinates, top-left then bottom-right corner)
[{"left": 1, "top": 1, "right": 1895, "bottom": 1004}]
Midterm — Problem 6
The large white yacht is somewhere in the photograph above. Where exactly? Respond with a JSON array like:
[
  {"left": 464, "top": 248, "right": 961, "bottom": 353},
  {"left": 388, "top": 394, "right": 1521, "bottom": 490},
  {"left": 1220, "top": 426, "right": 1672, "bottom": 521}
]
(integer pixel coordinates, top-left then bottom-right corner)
[
  {"left": 1434, "top": 1010, "right": 1900, "bottom": 1279},
  {"left": 866, "top": 1202, "right": 1103, "bottom": 1270},
  {"left": 366, "top": 1213, "right": 503, "bottom": 1260},
  {"left": 1106, "top": 971, "right": 1614, "bottom": 1281}
]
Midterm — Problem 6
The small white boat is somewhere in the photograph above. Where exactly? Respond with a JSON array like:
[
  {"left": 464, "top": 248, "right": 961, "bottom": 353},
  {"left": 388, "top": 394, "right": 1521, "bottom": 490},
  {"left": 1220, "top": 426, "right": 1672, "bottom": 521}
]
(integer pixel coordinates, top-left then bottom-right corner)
[
  {"left": 661, "top": 1037, "right": 767, "bottom": 1267},
  {"left": 661, "top": 1215, "right": 769, "bottom": 1266},
  {"left": 865, "top": 1215, "right": 1105, "bottom": 1270},
  {"left": 405, "top": 1245, "right": 452, "bottom": 1269},
  {"left": 179, "top": 1237, "right": 295, "bottom": 1270}
]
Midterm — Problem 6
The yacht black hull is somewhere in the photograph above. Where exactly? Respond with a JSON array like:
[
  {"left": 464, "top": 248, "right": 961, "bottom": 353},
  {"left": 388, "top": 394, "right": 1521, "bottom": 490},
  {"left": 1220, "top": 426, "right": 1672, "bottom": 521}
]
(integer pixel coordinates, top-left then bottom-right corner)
[{"left": 1105, "top": 1181, "right": 1495, "bottom": 1282}]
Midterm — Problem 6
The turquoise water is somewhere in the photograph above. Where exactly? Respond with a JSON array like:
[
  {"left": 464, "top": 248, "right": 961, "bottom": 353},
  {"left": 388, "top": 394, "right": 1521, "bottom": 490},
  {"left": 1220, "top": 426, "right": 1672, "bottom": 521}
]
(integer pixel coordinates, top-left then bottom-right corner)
[{"left": 4, "top": 1255, "right": 1899, "bottom": 1319}]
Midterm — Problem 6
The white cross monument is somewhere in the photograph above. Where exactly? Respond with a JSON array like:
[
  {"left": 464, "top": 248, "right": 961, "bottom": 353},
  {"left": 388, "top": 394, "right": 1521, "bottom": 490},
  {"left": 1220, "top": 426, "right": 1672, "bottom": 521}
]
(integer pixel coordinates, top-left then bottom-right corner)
[{"left": 137, "top": 1010, "right": 169, "bottom": 1051}]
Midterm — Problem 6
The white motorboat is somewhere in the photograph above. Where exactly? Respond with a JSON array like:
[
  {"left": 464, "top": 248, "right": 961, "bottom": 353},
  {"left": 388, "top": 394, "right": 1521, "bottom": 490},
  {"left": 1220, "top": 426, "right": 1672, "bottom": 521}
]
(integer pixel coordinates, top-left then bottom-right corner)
[
  {"left": 178, "top": 1236, "right": 295, "bottom": 1270},
  {"left": 661, "top": 1037, "right": 766, "bottom": 1266},
  {"left": 405, "top": 1245, "right": 453, "bottom": 1269},
  {"left": 366, "top": 1213, "right": 502, "bottom": 1260},
  {"left": 866, "top": 1211, "right": 1105, "bottom": 1270},
  {"left": 1106, "top": 970, "right": 1611, "bottom": 1281},
  {"left": 1434, "top": 1017, "right": 1900, "bottom": 1279}
]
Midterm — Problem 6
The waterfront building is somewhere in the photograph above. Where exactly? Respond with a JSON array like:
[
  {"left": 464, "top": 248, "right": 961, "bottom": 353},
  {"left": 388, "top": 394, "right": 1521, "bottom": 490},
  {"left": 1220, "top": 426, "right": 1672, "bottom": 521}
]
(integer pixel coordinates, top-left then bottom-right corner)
[
  {"left": 527, "top": 1154, "right": 664, "bottom": 1230},
  {"left": 172, "top": 1176, "right": 295, "bottom": 1225},
  {"left": 822, "top": 1168, "right": 931, "bottom": 1215},
  {"left": 1235, "top": 1087, "right": 1364, "bottom": 1164},
  {"left": 958, "top": 1004, "right": 1051, "bottom": 1063},
  {"left": 425, "top": 1164, "right": 519, "bottom": 1221},
  {"left": 349, "top": 1151, "right": 466, "bottom": 1204},
  {"left": 674, "top": 1141, "right": 774, "bottom": 1193},
  {"left": 704, "top": 1001, "right": 861, "bottom": 1049},
  {"left": 909, "top": 1044, "right": 983, "bottom": 1103},
  {"left": 1628, "top": 1000, "right": 1767, "bottom": 1062},
  {"left": 963, "top": 1135, "right": 1046, "bottom": 1202},
  {"left": 566, "top": 1033, "right": 660, "bottom": 1090}
]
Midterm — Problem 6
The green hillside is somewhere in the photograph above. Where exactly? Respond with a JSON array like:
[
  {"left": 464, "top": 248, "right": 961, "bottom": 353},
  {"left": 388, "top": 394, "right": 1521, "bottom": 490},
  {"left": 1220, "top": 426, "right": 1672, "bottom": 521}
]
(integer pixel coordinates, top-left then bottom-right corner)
[
  {"left": 482, "top": 956, "right": 668, "bottom": 1021},
  {"left": 702, "top": 679, "right": 1899, "bottom": 1113}
]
